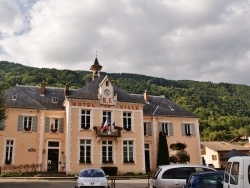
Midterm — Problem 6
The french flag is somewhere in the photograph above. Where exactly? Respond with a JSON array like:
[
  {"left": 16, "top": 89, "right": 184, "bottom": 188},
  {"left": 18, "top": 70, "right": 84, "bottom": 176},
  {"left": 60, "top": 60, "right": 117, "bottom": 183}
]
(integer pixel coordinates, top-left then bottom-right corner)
[{"left": 102, "top": 114, "right": 111, "bottom": 131}]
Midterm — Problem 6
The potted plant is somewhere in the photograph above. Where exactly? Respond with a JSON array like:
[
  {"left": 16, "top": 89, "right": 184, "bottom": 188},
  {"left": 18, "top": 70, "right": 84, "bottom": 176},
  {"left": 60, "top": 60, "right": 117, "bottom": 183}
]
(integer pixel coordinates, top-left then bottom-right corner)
[{"left": 170, "top": 142, "right": 187, "bottom": 150}]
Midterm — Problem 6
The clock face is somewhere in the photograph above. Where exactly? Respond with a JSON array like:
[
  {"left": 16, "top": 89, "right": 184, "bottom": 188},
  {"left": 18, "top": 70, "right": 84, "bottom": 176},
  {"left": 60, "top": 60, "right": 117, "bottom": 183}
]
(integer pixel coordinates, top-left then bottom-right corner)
[{"left": 104, "top": 89, "right": 111, "bottom": 96}]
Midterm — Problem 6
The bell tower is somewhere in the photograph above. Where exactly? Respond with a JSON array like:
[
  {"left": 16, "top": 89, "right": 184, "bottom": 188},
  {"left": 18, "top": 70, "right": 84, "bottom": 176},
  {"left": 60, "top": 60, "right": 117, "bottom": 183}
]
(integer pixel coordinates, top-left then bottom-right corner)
[{"left": 90, "top": 55, "right": 102, "bottom": 80}]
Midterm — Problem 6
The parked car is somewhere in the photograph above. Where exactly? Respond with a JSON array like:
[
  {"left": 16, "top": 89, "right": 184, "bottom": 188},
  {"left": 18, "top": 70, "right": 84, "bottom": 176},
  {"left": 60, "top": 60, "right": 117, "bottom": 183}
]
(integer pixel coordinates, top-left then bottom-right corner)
[
  {"left": 150, "top": 164, "right": 216, "bottom": 188},
  {"left": 75, "top": 168, "right": 109, "bottom": 188},
  {"left": 184, "top": 171, "right": 224, "bottom": 188}
]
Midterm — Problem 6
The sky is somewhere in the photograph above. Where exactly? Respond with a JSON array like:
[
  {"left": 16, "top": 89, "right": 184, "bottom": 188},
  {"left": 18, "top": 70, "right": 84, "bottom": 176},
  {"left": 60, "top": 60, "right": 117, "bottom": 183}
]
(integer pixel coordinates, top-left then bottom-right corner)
[{"left": 0, "top": 0, "right": 250, "bottom": 86}]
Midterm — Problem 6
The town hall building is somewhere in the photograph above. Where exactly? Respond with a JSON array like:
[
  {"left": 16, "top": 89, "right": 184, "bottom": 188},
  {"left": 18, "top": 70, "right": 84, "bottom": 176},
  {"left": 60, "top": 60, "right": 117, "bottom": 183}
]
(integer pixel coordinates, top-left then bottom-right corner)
[{"left": 0, "top": 58, "right": 201, "bottom": 174}]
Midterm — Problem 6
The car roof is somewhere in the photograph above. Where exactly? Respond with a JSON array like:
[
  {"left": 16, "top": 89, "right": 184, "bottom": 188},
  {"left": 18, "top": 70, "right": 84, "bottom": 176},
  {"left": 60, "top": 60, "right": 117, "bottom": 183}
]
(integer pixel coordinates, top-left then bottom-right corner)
[
  {"left": 80, "top": 168, "right": 104, "bottom": 172},
  {"left": 190, "top": 171, "right": 224, "bottom": 176},
  {"left": 158, "top": 164, "right": 215, "bottom": 169}
]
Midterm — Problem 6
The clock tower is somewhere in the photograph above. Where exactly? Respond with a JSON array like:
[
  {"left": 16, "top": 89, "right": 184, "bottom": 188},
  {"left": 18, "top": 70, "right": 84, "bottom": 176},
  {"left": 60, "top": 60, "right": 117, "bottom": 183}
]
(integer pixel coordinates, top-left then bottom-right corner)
[{"left": 98, "top": 76, "right": 117, "bottom": 106}]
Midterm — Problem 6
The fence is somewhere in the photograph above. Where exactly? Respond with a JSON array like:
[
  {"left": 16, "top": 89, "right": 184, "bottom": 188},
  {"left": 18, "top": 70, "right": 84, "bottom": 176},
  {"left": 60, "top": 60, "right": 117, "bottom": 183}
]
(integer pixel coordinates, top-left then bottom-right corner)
[{"left": 108, "top": 175, "right": 150, "bottom": 188}]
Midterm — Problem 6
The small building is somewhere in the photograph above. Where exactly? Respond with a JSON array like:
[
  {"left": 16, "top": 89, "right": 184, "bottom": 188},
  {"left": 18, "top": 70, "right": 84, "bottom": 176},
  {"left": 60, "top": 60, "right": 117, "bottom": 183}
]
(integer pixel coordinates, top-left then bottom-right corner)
[
  {"left": 201, "top": 141, "right": 250, "bottom": 168},
  {"left": 0, "top": 58, "right": 202, "bottom": 174}
]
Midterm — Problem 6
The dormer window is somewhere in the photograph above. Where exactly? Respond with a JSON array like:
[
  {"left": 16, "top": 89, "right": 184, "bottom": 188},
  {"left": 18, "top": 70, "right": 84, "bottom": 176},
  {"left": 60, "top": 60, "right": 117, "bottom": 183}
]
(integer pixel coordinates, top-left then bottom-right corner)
[
  {"left": 12, "top": 95, "right": 17, "bottom": 100},
  {"left": 52, "top": 97, "right": 58, "bottom": 103}
]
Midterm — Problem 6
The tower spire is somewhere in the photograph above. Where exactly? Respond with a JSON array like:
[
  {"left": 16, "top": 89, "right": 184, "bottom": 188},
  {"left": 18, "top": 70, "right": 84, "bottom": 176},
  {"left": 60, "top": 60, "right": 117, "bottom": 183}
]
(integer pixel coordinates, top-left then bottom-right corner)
[{"left": 90, "top": 53, "right": 102, "bottom": 79}]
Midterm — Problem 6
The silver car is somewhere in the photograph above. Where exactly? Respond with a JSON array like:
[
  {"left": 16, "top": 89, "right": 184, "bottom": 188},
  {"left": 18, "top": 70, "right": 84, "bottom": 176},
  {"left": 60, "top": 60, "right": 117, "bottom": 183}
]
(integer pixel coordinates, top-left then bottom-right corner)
[
  {"left": 150, "top": 164, "right": 216, "bottom": 188},
  {"left": 75, "top": 168, "right": 109, "bottom": 188}
]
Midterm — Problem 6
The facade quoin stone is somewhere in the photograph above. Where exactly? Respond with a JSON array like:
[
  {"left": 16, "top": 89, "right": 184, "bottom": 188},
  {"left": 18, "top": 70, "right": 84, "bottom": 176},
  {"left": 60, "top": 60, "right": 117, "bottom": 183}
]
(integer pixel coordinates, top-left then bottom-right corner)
[{"left": 0, "top": 58, "right": 202, "bottom": 174}]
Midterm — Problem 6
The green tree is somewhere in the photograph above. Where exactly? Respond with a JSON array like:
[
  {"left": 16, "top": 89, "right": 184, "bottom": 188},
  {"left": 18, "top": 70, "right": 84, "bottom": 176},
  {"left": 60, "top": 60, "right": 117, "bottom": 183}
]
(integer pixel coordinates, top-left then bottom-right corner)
[
  {"left": 157, "top": 132, "right": 170, "bottom": 166},
  {"left": 0, "top": 88, "right": 7, "bottom": 129}
]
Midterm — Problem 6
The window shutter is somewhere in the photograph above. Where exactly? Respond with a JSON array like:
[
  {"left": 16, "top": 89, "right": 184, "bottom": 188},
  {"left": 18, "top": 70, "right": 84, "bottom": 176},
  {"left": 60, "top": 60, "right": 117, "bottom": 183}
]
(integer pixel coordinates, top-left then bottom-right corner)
[
  {"left": 17, "top": 115, "right": 23, "bottom": 131},
  {"left": 147, "top": 122, "right": 152, "bottom": 136},
  {"left": 0, "top": 119, "right": 4, "bottom": 130},
  {"left": 181, "top": 123, "right": 185, "bottom": 136},
  {"left": 45, "top": 117, "right": 50, "bottom": 133},
  {"left": 158, "top": 122, "right": 162, "bottom": 133},
  {"left": 32, "top": 116, "right": 38, "bottom": 132},
  {"left": 59, "top": 118, "right": 64, "bottom": 133},
  {"left": 169, "top": 123, "right": 173, "bottom": 136},
  {"left": 191, "top": 123, "right": 195, "bottom": 136}
]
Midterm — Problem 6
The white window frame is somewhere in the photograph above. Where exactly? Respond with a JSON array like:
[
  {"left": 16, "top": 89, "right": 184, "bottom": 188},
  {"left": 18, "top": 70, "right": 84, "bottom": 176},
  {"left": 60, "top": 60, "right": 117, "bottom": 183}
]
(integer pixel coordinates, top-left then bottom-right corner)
[
  {"left": 79, "top": 139, "right": 92, "bottom": 164},
  {"left": 52, "top": 97, "right": 58, "bottom": 103},
  {"left": 123, "top": 140, "right": 134, "bottom": 163},
  {"left": 23, "top": 116, "right": 33, "bottom": 131},
  {"left": 181, "top": 123, "right": 195, "bottom": 136},
  {"left": 144, "top": 122, "right": 152, "bottom": 136},
  {"left": 81, "top": 109, "right": 91, "bottom": 129},
  {"left": 101, "top": 140, "right": 113, "bottom": 164},
  {"left": 159, "top": 122, "right": 173, "bottom": 136},
  {"left": 123, "top": 112, "right": 132, "bottom": 131},
  {"left": 3, "top": 138, "right": 16, "bottom": 165},
  {"left": 50, "top": 118, "right": 59, "bottom": 133}
]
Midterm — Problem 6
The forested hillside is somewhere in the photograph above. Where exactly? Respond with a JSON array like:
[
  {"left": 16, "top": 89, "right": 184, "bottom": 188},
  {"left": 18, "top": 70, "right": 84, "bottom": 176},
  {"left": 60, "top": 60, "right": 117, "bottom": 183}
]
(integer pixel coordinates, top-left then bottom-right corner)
[{"left": 1, "top": 61, "right": 250, "bottom": 141}]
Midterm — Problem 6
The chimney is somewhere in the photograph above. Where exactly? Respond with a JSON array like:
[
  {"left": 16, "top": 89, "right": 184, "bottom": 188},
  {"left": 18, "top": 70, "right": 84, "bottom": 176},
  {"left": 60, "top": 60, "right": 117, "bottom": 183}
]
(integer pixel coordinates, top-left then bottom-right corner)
[
  {"left": 144, "top": 90, "right": 149, "bottom": 103},
  {"left": 64, "top": 84, "right": 69, "bottom": 96},
  {"left": 41, "top": 81, "right": 46, "bottom": 95}
]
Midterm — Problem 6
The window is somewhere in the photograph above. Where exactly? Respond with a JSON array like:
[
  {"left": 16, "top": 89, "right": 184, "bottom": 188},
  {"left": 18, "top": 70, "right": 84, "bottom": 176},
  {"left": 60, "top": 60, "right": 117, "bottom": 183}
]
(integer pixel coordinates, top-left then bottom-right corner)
[
  {"left": 17, "top": 115, "right": 38, "bottom": 132},
  {"left": 12, "top": 95, "right": 17, "bottom": 100},
  {"left": 102, "top": 141, "right": 113, "bottom": 163},
  {"left": 45, "top": 117, "right": 64, "bottom": 133},
  {"left": 5, "top": 140, "right": 14, "bottom": 164},
  {"left": 81, "top": 110, "right": 91, "bottom": 129},
  {"left": 52, "top": 97, "right": 58, "bottom": 103},
  {"left": 225, "top": 162, "right": 231, "bottom": 183},
  {"left": 144, "top": 122, "right": 152, "bottom": 136},
  {"left": 79, "top": 140, "right": 92, "bottom": 164},
  {"left": 231, "top": 162, "right": 239, "bottom": 185},
  {"left": 181, "top": 123, "right": 195, "bottom": 136},
  {"left": 212, "top": 155, "right": 217, "bottom": 160},
  {"left": 123, "top": 112, "right": 132, "bottom": 131},
  {"left": 123, "top": 140, "right": 134, "bottom": 163},
  {"left": 159, "top": 122, "right": 173, "bottom": 136},
  {"left": 50, "top": 118, "right": 59, "bottom": 133}
]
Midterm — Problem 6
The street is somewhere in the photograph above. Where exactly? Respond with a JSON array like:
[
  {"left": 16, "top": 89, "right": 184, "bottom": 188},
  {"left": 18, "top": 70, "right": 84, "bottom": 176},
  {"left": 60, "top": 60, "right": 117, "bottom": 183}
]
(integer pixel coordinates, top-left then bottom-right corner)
[{"left": 0, "top": 178, "right": 150, "bottom": 188}]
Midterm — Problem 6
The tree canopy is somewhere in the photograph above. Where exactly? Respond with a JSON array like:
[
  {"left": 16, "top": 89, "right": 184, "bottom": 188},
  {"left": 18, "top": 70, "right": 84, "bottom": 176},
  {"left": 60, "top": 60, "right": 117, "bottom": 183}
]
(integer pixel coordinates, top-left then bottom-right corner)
[{"left": 1, "top": 61, "right": 250, "bottom": 141}]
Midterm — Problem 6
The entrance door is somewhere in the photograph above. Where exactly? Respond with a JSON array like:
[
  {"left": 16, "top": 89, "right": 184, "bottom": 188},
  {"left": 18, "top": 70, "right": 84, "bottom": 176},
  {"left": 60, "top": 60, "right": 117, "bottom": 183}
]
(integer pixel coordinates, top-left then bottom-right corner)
[
  {"left": 47, "top": 149, "right": 59, "bottom": 172},
  {"left": 145, "top": 143, "right": 151, "bottom": 173}
]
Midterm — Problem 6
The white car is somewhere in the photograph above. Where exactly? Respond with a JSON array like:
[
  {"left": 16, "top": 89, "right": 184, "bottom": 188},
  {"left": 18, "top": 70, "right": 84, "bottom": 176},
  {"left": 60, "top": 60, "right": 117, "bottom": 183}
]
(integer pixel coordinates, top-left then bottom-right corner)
[
  {"left": 75, "top": 168, "right": 109, "bottom": 188},
  {"left": 150, "top": 164, "right": 216, "bottom": 188}
]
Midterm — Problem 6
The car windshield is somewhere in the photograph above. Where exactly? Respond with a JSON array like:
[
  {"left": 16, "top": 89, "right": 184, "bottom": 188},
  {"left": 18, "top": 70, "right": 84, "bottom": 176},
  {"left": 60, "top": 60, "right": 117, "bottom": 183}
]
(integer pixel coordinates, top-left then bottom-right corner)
[{"left": 80, "top": 169, "right": 105, "bottom": 177}]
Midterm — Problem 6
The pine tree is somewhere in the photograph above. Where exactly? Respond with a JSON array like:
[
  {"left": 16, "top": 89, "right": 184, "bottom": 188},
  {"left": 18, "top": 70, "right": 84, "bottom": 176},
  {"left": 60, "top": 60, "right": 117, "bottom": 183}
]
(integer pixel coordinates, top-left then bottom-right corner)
[
  {"left": 0, "top": 89, "right": 7, "bottom": 122},
  {"left": 157, "top": 132, "right": 170, "bottom": 166}
]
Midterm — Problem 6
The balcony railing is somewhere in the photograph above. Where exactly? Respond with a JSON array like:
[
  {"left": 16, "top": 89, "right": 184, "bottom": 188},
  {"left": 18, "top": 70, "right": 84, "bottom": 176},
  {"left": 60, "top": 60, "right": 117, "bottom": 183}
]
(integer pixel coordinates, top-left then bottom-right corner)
[{"left": 93, "top": 126, "right": 122, "bottom": 137}]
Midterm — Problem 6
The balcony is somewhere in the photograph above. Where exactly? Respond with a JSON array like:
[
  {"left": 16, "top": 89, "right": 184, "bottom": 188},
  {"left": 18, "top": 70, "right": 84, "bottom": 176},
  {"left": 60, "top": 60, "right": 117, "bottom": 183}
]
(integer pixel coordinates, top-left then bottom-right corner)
[{"left": 93, "top": 126, "right": 122, "bottom": 137}]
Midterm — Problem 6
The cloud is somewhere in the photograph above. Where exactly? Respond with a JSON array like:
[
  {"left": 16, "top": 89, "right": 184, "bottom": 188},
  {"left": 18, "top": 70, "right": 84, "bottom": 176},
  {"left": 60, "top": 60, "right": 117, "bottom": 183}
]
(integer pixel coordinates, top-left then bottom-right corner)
[{"left": 0, "top": 0, "right": 250, "bottom": 85}]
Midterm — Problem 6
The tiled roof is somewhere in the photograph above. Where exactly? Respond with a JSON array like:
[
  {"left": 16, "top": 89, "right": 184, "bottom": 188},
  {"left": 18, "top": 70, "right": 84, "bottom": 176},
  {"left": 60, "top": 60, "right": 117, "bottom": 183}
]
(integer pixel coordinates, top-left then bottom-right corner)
[
  {"left": 4, "top": 75, "right": 197, "bottom": 117},
  {"left": 137, "top": 94, "right": 197, "bottom": 117},
  {"left": 201, "top": 141, "right": 250, "bottom": 152},
  {"left": 4, "top": 85, "right": 69, "bottom": 110}
]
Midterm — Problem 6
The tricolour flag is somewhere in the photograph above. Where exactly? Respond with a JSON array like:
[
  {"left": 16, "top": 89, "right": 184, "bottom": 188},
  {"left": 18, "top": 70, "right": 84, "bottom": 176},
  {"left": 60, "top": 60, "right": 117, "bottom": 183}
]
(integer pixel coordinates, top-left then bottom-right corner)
[{"left": 102, "top": 114, "right": 111, "bottom": 131}]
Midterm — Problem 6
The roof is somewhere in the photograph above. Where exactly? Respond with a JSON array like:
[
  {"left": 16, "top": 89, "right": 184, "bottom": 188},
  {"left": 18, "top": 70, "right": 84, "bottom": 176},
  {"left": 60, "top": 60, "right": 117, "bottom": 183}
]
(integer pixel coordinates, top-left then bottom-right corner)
[
  {"left": 4, "top": 85, "right": 70, "bottom": 110},
  {"left": 201, "top": 141, "right": 250, "bottom": 152},
  {"left": 220, "top": 149, "right": 249, "bottom": 160},
  {"left": 4, "top": 75, "right": 197, "bottom": 117}
]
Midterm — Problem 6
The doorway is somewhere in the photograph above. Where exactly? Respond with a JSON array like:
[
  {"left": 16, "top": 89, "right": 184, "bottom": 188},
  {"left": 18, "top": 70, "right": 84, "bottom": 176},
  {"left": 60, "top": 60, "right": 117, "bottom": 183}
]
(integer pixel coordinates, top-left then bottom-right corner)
[
  {"left": 47, "top": 149, "right": 59, "bottom": 172},
  {"left": 47, "top": 141, "right": 60, "bottom": 172},
  {"left": 145, "top": 143, "right": 151, "bottom": 173}
]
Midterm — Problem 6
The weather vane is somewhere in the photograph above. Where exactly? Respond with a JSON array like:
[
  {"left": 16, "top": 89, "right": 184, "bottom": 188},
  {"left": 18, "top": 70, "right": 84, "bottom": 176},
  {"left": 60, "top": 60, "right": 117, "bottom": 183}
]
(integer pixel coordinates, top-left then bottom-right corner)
[{"left": 96, "top": 50, "right": 98, "bottom": 58}]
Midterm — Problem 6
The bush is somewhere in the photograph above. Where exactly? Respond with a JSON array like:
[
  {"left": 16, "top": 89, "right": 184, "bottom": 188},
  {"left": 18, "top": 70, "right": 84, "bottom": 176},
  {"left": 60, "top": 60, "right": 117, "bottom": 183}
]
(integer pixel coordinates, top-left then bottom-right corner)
[{"left": 101, "top": 166, "right": 118, "bottom": 176}]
